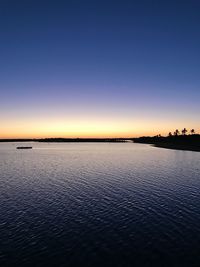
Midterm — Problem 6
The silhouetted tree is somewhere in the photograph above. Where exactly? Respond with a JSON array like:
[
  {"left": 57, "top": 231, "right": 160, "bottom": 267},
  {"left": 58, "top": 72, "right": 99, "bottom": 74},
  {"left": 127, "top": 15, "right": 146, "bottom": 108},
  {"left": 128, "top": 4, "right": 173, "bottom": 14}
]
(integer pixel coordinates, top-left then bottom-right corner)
[
  {"left": 174, "top": 129, "right": 179, "bottom": 136},
  {"left": 191, "top": 129, "right": 195, "bottom": 135},
  {"left": 168, "top": 132, "right": 172, "bottom": 137},
  {"left": 182, "top": 128, "right": 187, "bottom": 135}
]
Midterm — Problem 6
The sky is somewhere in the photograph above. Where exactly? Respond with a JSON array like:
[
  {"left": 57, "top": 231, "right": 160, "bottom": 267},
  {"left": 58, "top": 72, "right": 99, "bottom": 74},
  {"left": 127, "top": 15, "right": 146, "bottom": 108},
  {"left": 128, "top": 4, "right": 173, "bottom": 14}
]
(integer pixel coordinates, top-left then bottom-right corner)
[{"left": 0, "top": 0, "right": 200, "bottom": 138}]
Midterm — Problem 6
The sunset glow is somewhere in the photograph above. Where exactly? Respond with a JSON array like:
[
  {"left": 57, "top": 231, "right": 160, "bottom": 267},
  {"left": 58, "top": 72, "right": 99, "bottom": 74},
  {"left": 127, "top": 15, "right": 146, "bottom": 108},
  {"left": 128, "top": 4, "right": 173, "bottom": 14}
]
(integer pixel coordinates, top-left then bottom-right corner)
[{"left": 1, "top": 1, "right": 199, "bottom": 138}]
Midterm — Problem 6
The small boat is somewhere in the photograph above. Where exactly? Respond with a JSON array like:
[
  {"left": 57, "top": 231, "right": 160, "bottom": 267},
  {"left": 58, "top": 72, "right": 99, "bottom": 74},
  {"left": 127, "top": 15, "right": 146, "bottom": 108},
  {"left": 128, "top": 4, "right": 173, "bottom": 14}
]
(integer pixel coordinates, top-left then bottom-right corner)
[{"left": 16, "top": 146, "right": 32, "bottom": 149}]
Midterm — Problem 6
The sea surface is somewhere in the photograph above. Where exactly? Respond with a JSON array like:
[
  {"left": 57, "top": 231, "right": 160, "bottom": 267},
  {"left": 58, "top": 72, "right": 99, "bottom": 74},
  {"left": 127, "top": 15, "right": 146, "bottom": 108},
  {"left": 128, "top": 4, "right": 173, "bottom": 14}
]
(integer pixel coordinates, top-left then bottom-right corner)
[{"left": 0, "top": 142, "right": 200, "bottom": 267}]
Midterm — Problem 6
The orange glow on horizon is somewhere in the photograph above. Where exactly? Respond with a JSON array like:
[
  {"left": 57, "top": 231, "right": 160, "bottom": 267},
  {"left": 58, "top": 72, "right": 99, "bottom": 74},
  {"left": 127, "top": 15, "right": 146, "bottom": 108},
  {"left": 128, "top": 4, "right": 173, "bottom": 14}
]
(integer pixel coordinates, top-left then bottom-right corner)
[{"left": 1, "top": 117, "right": 199, "bottom": 139}]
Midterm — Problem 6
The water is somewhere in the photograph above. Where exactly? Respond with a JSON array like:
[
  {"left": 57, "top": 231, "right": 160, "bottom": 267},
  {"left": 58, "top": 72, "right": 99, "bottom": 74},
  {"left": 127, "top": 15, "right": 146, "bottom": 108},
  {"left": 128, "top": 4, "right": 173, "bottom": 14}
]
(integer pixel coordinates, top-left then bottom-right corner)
[{"left": 0, "top": 142, "right": 200, "bottom": 267}]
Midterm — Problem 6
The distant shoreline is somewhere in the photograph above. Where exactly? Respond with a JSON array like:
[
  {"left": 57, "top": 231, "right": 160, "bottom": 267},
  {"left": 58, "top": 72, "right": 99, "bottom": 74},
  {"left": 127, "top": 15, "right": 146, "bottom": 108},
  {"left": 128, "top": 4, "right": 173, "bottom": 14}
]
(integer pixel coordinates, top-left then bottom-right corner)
[
  {"left": 133, "top": 134, "right": 200, "bottom": 152},
  {"left": 0, "top": 138, "right": 129, "bottom": 143},
  {"left": 1, "top": 136, "right": 200, "bottom": 152},
  {"left": 152, "top": 143, "right": 200, "bottom": 152}
]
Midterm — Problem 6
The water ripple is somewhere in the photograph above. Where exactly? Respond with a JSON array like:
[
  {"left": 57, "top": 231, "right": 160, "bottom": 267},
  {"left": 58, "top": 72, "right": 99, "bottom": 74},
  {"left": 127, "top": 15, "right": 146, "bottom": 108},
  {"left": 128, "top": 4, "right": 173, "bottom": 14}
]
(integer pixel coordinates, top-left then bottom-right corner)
[{"left": 0, "top": 142, "right": 200, "bottom": 266}]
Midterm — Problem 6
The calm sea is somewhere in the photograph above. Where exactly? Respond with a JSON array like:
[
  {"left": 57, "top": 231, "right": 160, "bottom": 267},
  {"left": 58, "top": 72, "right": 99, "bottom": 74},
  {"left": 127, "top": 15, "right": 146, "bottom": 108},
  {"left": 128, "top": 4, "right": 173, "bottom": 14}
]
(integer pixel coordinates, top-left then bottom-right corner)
[{"left": 0, "top": 142, "right": 200, "bottom": 267}]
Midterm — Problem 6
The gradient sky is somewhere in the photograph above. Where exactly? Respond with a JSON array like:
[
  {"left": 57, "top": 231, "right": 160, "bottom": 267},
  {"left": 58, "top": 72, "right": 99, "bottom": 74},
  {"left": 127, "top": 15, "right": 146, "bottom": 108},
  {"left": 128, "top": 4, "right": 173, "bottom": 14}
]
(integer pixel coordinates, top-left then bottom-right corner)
[{"left": 1, "top": 0, "right": 200, "bottom": 138}]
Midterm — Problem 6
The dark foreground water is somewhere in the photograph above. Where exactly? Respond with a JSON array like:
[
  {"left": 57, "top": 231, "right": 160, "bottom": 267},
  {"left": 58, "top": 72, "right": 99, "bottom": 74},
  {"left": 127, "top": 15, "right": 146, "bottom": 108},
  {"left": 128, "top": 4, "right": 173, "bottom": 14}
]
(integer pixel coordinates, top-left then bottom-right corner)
[{"left": 0, "top": 142, "right": 200, "bottom": 267}]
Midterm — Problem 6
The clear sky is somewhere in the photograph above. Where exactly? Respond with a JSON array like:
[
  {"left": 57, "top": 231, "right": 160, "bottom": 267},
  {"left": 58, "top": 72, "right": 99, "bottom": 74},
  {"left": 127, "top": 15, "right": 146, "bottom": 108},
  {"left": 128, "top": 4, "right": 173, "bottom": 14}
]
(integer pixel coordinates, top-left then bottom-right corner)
[{"left": 1, "top": 0, "right": 200, "bottom": 138}]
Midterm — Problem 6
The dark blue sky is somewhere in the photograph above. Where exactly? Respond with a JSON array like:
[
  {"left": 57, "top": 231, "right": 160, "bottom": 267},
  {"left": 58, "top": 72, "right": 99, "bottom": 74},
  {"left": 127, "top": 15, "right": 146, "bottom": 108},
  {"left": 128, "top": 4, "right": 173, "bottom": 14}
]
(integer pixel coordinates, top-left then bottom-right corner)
[{"left": 1, "top": 0, "right": 200, "bottom": 137}]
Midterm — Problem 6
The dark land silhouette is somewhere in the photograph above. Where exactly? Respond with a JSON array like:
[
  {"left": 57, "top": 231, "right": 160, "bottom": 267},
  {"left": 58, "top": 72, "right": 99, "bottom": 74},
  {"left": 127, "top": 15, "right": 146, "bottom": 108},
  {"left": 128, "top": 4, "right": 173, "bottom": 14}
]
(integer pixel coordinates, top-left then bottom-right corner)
[
  {"left": 0, "top": 138, "right": 127, "bottom": 143},
  {"left": 133, "top": 134, "right": 200, "bottom": 152},
  {"left": 38, "top": 138, "right": 127, "bottom": 143},
  {"left": 1, "top": 133, "right": 200, "bottom": 152}
]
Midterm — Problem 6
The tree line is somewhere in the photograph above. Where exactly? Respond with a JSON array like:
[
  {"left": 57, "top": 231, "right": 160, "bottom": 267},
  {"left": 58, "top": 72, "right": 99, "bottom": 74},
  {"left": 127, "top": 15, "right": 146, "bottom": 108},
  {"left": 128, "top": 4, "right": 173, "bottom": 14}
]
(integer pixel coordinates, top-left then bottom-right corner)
[{"left": 168, "top": 128, "right": 196, "bottom": 137}]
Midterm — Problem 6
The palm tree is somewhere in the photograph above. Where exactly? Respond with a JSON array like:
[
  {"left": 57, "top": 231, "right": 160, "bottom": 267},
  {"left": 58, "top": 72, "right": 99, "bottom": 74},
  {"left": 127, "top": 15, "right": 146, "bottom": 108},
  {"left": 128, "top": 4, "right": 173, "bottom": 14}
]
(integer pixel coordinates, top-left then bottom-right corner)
[
  {"left": 182, "top": 128, "right": 187, "bottom": 135},
  {"left": 191, "top": 129, "right": 195, "bottom": 135},
  {"left": 174, "top": 129, "right": 179, "bottom": 136}
]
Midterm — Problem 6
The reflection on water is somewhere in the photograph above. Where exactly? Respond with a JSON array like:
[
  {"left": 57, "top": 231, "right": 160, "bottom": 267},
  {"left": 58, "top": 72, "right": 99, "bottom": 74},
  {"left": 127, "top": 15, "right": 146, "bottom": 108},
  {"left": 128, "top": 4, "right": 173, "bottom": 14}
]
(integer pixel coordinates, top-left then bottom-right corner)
[{"left": 0, "top": 142, "right": 200, "bottom": 266}]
